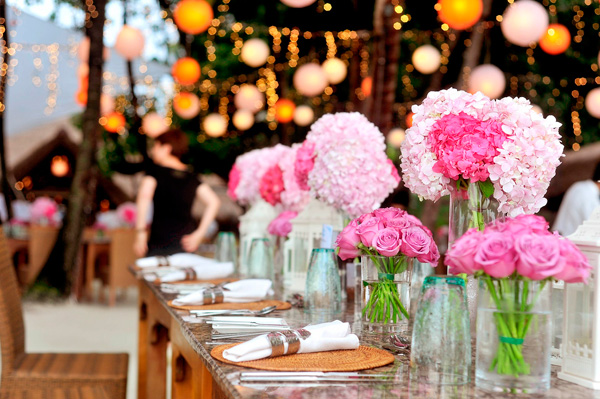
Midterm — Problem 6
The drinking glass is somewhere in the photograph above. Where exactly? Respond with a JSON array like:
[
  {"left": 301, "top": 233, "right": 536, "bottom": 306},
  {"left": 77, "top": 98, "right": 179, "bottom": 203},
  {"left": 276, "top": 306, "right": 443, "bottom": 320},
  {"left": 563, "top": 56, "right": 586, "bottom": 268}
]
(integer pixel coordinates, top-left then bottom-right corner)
[
  {"left": 410, "top": 275, "right": 471, "bottom": 385},
  {"left": 247, "top": 238, "right": 274, "bottom": 281},
  {"left": 304, "top": 248, "right": 342, "bottom": 315},
  {"left": 215, "top": 231, "right": 238, "bottom": 271}
]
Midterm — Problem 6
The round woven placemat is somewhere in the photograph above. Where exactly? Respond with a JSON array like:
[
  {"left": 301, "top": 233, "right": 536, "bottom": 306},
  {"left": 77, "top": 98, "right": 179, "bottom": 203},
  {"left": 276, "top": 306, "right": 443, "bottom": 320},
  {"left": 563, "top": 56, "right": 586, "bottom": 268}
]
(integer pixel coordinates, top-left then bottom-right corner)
[
  {"left": 210, "top": 344, "right": 395, "bottom": 372},
  {"left": 167, "top": 299, "right": 292, "bottom": 311}
]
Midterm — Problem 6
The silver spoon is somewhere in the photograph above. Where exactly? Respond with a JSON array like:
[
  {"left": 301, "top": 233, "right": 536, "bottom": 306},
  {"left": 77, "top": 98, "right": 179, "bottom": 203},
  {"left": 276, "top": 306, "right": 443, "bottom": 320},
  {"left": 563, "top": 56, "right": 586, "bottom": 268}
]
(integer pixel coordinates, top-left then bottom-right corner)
[{"left": 191, "top": 305, "right": 278, "bottom": 317}]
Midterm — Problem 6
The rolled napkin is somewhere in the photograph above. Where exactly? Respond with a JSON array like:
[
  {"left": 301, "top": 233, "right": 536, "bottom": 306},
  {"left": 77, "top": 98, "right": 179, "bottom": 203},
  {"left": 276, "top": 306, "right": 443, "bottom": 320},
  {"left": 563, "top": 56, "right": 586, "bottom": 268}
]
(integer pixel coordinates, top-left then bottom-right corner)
[
  {"left": 136, "top": 253, "right": 219, "bottom": 268},
  {"left": 145, "top": 261, "right": 234, "bottom": 283},
  {"left": 222, "top": 320, "right": 359, "bottom": 362},
  {"left": 172, "top": 279, "right": 273, "bottom": 306}
]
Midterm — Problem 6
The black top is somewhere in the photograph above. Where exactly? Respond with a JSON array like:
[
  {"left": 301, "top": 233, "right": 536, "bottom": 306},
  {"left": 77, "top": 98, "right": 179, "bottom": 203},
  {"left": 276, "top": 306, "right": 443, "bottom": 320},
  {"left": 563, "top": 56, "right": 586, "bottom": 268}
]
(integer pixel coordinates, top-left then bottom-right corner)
[{"left": 146, "top": 163, "right": 202, "bottom": 256}]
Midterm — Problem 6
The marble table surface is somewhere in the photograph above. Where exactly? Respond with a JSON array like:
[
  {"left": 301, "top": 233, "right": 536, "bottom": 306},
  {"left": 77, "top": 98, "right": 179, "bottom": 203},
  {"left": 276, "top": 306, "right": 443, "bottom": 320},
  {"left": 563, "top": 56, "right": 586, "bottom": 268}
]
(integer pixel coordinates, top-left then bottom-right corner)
[{"left": 147, "top": 281, "right": 600, "bottom": 399}]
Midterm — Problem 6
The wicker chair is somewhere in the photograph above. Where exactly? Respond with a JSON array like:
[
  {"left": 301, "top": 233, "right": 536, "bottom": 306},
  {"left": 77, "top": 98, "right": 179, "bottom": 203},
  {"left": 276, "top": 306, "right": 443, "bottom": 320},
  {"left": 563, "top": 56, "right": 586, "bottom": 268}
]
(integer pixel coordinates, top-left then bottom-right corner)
[{"left": 0, "top": 227, "right": 129, "bottom": 399}]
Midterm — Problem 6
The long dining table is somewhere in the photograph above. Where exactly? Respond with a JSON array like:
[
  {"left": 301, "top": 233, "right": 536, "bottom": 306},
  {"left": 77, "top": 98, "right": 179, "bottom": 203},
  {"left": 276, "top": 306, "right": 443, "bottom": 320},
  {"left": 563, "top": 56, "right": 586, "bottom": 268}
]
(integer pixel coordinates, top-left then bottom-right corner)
[{"left": 132, "top": 269, "right": 599, "bottom": 399}]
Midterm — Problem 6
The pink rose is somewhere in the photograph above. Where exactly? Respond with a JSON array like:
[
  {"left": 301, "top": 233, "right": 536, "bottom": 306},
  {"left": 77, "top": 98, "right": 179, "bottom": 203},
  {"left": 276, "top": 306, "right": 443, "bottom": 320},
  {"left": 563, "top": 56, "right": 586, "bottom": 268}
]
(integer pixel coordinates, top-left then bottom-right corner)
[
  {"left": 554, "top": 239, "right": 592, "bottom": 283},
  {"left": 358, "top": 212, "right": 376, "bottom": 224},
  {"left": 489, "top": 215, "right": 551, "bottom": 237},
  {"left": 267, "top": 211, "right": 297, "bottom": 237},
  {"left": 386, "top": 216, "right": 413, "bottom": 231},
  {"left": 474, "top": 232, "right": 517, "bottom": 278},
  {"left": 373, "top": 207, "right": 405, "bottom": 222},
  {"left": 373, "top": 228, "right": 402, "bottom": 257},
  {"left": 400, "top": 226, "right": 432, "bottom": 258},
  {"left": 515, "top": 234, "right": 564, "bottom": 280},
  {"left": 404, "top": 214, "right": 423, "bottom": 226},
  {"left": 512, "top": 214, "right": 550, "bottom": 234},
  {"left": 227, "top": 164, "right": 241, "bottom": 201},
  {"left": 336, "top": 219, "right": 361, "bottom": 260},
  {"left": 356, "top": 217, "right": 384, "bottom": 247},
  {"left": 418, "top": 239, "right": 441, "bottom": 266},
  {"left": 445, "top": 228, "right": 483, "bottom": 275},
  {"left": 294, "top": 141, "right": 316, "bottom": 191}
]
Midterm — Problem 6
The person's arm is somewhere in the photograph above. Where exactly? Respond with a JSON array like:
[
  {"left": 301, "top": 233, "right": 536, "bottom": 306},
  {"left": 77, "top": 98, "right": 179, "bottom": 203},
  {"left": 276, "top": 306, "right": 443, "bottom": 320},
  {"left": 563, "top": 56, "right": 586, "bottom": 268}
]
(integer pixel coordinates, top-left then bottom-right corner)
[
  {"left": 134, "top": 176, "right": 157, "bottom": 257},
  {"left": 181, "top": 183, "right": 221, "bottom": 253}
]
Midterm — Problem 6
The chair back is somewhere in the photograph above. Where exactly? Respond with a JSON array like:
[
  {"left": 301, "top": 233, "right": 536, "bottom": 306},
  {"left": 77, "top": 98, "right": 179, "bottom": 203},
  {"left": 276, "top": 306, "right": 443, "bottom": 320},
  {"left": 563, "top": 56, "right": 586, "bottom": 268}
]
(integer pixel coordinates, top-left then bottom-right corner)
[
  {"left": 108, "top": 228, "right": 137, "bottom": 289},
  {"left": 25, "top": 225, "right": 60, "bottom": 286},
  {"left": 0, "top": 226, "right": 26, "bottom": 376}
]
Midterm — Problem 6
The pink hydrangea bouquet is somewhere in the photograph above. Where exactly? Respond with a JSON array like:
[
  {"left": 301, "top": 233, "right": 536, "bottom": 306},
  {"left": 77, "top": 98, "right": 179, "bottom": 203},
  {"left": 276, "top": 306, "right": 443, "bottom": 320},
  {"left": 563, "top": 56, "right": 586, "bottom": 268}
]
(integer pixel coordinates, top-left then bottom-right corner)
[
  {"left": 116, "top": 202, "right": 137, "bottom": 228},
  {"left": 295, "top": 112, "right": 400, "bottom": 219},
  {"left": 336, "top": 207, "right": 440, "bottom": 325},
  {"left": 30, "top": 197, "right": 61, "bottom": 227},
  {"left": 446, "top": 214, "right": 591, "bottom": 380},
  {"left": 400, "top": 88, "right": 563, "bottom": 218}
]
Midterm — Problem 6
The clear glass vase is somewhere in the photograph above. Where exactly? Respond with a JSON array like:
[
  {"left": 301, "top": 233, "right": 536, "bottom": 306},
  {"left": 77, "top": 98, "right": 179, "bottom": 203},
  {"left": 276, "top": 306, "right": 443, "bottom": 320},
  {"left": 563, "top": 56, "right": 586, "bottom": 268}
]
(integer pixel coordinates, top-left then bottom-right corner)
[
  {"left": 304, "top": 248, "right": 342, "bottom": 316},
  {"left": 360, "top": 255, "right": 413, "bottom": 340},
  {"left": 476, "top": 277, "right": 552, "bottom": 394}
]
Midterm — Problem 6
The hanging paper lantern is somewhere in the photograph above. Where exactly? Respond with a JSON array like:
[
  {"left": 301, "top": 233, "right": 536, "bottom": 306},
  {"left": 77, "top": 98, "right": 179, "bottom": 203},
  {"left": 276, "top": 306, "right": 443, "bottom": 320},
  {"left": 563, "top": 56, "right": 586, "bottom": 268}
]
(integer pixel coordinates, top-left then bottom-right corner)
[
  {"left": 77, "top": 63, "right": 89, "bottom": 79},
  {"left": 275, "top": 99, "right": 296, "bottom": 123},
  {"left": 173, "top": 92, "right": 201, "bottom": 119},
  {"left": 234, "top": 84, "right": 264, "bottom": 113},
  {"left": 280, "top": 0, "right": 317, "bottom": 7},
  {"left": 293, "top": 63, "right": 328, "bottom": 97},
  {"left": 142, "top": 112, "right": 169, "bottom": 137},
  {"left": 539, "top": 23, "right": 571, "bottom": 55},
  {"left": 406, "top": 112, "right": 414, "bottom": 128},
  {"left": 51, "top": 155, "right": 70, "bottom": 178},
  {"left": 532, "top": 104, "right": 543, "bottom": 114},
  {"left": 171, "top": 57, "right": 201, "bottom": 85},
  {"left": 585, "top": 88, "right": 600, "bottom": 118},
  {"left": 468, "top": 64, "right": 506, "bottom": 99},
  {"left": 412, "top": 45, "right": 442, "bottom": 75},
  {"left": 240, "top": 38, "right": 270, "bottom": 68},
  {"left": 500, "top": 0, "right": 549, "bottom": 47},
  {"left": 101, "top": 112, "right": 126, "bottom": 133},
  {"left": 322, "top": 58, "right": 347, "bottom": 85},
  {"left": 437, "top": 0, "right": 483, "bottom": 30},
  {"left": 361, "top": 76, "right": 373, "bottom": 97},
  {"left": 100, "top": 93, "right": 115, "bottom": 116},
  {"left": 387, "top": 128, "right": 406, "bottom": 148},
  {"left": 114, "top": 25, "right": 145, "bottom": 61},
  {"left": 173, "top": 0, "right": 214, "bottom": 35},
  {"left": 77, "top": 37, "right": 110, "bottom": 62},
  {"left": 293, "top": 105, "right": 314, "bottom": 126},
  {"left": 232, "top": 110, "right": 254, "bottom": 131},
  {"left": 203, "top": 113, "right": 228, "bottom": 137}
]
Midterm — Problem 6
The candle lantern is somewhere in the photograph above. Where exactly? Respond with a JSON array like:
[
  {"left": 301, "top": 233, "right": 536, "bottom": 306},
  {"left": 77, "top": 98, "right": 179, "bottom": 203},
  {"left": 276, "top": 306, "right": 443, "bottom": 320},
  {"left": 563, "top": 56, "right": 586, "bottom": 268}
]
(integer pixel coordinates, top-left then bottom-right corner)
[{"left": 557, "top": 206, "right": 600, "bottom": 388}]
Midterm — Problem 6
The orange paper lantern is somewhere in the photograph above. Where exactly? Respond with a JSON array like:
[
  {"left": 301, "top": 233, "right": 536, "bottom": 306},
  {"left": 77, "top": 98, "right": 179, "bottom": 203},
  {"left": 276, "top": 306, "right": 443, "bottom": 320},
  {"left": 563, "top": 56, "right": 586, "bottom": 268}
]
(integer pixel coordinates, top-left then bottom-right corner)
[
  {"left": 406, "top": 112, "right": 414, "bottom": 128},
  {"left": 173, "top": 0, "right": 214, "bottom": 35},
  {"left": 275, "top": 99, "right": 296, "bottom": 123},
  {"left": 173, "top": 92, "right": 201, "bottom": 119},
  {"left": 101, "top": 112, "right": 126, "bottom": 133},
  {"left": 437, "top": 0, "right": 483, "bottom": 30},
  {"left": 172, "top": 57, "right": 201, "bottom": 85},
  {"left": 361, "top": 77, "right": 373, "bottom": 97},
  {"left": 51, "top": 156, "right": 70, "bottom": 177},
  {"left": 539, "top": 23, "right": 570, "bottom": 55}
]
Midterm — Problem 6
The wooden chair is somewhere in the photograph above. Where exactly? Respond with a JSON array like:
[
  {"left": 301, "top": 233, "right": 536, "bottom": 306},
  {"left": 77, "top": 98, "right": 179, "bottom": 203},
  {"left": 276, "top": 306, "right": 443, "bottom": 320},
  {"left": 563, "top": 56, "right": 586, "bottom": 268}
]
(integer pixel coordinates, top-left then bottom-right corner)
[
  {"left": 17, "top": 224, "right": 60, "bottom": 288},
  {"left": 105, "top": 228, "right": 138, "bottom": 306},
  {"left": 0, "top": 226, "right": 129, "bottom": 398}
]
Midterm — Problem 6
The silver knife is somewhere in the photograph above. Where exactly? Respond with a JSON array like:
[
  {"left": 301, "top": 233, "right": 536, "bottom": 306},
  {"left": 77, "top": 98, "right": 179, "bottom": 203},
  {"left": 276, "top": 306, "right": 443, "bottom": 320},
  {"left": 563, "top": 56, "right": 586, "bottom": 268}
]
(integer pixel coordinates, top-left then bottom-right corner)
[{"left": 239, "top": 372, "right": 396, "bottom": 383}]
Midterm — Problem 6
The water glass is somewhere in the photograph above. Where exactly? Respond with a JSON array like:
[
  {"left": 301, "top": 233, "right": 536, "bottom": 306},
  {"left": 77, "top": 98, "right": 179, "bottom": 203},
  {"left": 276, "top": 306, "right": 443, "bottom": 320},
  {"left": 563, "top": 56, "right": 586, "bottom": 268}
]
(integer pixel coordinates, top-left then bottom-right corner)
[
  {"left": 215, "top": 231, "right": 238, "bottom": 270},
  {"left": 410, "top": 275, "right": 471, "bottom": 385},
  {"left": 247, "top": 238, "right": 274, "bottom": 281},
  {"left": 304, "top": 248, "right": 342, "bottom": 315}
]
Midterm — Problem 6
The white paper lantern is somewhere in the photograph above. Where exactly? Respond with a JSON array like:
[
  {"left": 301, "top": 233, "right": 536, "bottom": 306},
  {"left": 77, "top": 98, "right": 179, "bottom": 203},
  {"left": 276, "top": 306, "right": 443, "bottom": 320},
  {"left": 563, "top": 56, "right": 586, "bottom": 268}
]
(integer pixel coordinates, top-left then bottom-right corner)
[
  {"left": 322, "top": 58, "right": 347, "bottom": 85},
  {"left": 532, "top": 104, "right": 543, "bottom": 114},
  {"left": 203, "top": 113, "right": 228, "bottom": 137},
  {"left": 469, "top": 64, "right": 506, "bottom": 99},
  {"left": 280, "top": 0, "right": 317, "bottom": 7},
  {"left": 232, "top": 110, "right": 255, "bottom": 131},
  {"left": 585, "top": 88, "right": 600, "bottom": 119},
  {"left": 293, "top": 63, "right": 328, "bottom": 97},
  {"left": 142, "top": 112, "right": 169, "bottom": 137},
  {"left": 114, "top": 25, "right": 145, "bottom": 61},
  {"left": 234, "top": 84, "right": 265, "bottom": 113},
  {"left": 412, "top": 45, "right": 442, "bottom": 75},
  {"left": 173, "top": 92, "right": 201, "bottom": 119},
  {"left": 77, "top": 36, "right": 110, "bottom": 62},
  {"left": 387, "top": 128, "right": 406, "bottom": 147},
  {"left": 501, "top": 0, "right": 549, "bottom": 47},
  {"left": 100, "top": 93, "right": 115, "bottom": 116},
  {"left": 293, "top": 105, "right": 314, "bottom": 126},
  {"left": 240, "top": 38, "right": 270, "bottom": 68}
]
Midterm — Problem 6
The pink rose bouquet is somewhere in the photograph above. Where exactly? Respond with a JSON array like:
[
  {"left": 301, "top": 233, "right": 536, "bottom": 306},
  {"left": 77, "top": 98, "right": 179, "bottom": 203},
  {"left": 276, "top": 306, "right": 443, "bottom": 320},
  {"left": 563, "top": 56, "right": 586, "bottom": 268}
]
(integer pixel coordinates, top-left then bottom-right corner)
[
  {"left": 445, "top": 215, "right": 591, "bottom": 379},
  {"left": 295, "top": 112, "right": 400, "bottom": 219},
  {"left": 335, "top": 207, "right": 439, "bottom": 324}
]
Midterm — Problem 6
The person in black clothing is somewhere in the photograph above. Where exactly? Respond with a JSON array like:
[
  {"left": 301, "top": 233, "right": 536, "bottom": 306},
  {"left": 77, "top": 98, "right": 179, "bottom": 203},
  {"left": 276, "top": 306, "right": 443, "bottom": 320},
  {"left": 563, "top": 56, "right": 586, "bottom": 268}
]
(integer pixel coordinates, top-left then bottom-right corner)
[{"left": 134, "top": 129, "right": 221, "bottom": 257}]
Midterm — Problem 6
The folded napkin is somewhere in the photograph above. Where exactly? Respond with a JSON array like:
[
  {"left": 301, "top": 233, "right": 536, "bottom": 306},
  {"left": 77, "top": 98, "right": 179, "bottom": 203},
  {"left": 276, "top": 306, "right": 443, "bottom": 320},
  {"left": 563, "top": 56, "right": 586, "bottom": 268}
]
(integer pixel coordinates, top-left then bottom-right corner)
[
  {"left": 144, "top": 261, "right": 234, "bottom": 283},
  {"left": 222, "top": 320, "right": 359, "bottom": 362},
  {"left": 172, "top": 279, "right": 272, "bottom": 306},
  {"left": 136, "top": 253, "right": 219, "bottom": 268}
]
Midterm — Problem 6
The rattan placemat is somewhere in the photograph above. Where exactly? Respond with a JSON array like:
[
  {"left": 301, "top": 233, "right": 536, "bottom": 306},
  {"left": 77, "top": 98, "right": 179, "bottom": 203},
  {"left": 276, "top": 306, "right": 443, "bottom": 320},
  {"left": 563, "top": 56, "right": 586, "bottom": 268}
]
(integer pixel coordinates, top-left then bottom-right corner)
[
  {"left": 210, "top": 344, "right": 395, "bottom": 371},
  {"left": 167, "top": 299, "right": 292, "bottom": 311}
]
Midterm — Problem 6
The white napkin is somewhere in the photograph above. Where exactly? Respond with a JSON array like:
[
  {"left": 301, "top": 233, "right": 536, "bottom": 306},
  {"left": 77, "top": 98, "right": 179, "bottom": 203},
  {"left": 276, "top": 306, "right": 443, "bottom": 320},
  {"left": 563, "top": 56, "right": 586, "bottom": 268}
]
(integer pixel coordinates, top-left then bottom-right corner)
[
  {"left": 172, "top": 279, "right": 272, "bottom": 306},
  {"left": 222, "top": 320, "right": 359, "bottom": 362},
  {"left": 146, "top": 261, "right": 234, "bottom": 283},
  {"left": 136, "top": 253, "right": 219, "bottom": 268}
]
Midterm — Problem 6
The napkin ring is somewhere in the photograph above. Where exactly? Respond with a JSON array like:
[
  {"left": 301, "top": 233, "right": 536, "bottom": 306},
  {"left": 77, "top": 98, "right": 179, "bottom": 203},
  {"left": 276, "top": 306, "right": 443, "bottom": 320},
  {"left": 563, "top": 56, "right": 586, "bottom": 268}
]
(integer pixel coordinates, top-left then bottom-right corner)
[
  {"left": 182, "top": 267, "right": 197, "bottom": 281},
  {"left": 267, "top": 329, "right": 311, "bottom": 358},
  {"left": 202, "top": 289, "right": 224, "bottom": 305},
  {"left": 157, "top": 256, "right": 169, "bottom": 267}
]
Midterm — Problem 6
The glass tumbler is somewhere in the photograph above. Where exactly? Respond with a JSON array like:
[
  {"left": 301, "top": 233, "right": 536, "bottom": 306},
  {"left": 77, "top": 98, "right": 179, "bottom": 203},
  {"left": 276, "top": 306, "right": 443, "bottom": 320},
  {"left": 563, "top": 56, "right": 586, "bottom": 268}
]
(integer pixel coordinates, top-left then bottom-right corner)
[
  {"left": 304, "top": 248, "right": 342, "bottom": 315},
  {"left": 215, "top": 231, "right": 238, "bottom": 269},
  {"left": 247, "top": 237, "right": 275, "bottom": 281},
  {"left": 410, "top": 275, "right": 471, "bottom": 385}
]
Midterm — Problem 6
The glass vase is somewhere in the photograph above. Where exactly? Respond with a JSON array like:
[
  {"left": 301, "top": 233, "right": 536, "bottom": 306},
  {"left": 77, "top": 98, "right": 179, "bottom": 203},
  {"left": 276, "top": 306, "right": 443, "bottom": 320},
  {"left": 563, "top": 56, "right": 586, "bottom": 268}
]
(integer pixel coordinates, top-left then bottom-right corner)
[
  {"left": 360, "top": 255, "right": 413, "bottom": 340},
  {"left": 304, "top": 248, "right": 342, "bottom": 316},
  {"left": 476, "top": 277, "right": 552, "bottom": 394},
  {"left": 448, "top": 180, "right": 503, "bottom": 332}
]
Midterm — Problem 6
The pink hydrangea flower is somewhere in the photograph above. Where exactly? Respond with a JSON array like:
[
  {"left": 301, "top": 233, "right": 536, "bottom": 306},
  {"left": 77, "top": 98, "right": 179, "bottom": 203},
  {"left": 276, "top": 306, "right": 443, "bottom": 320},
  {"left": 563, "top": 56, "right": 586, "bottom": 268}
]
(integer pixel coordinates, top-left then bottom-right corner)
[
  {"left": 116, "top": 202, "right": 137, "bottom": 227},
  {"left": 227, "top": 164, "right": 240, "bottom": 201},
  {"left": 259, "top": 165, "right": 285, "bottom": 206},
  {"left": 30, "top": 197, "right": 60, "bottom": 226}
]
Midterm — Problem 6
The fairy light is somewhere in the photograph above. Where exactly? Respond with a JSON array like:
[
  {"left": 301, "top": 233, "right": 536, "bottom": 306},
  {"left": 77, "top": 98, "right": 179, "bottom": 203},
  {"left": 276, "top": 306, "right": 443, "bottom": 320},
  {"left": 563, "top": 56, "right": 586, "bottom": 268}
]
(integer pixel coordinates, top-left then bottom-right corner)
[
  {"left": 287, "top": 28, "right": 300, "bottom": 67},
  {"left": 325, "top": 31, "right": 336, "bottom": 58}
]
